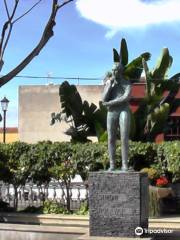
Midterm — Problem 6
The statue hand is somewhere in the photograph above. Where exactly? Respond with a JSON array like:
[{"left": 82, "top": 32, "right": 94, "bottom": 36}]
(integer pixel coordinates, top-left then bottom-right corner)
[{"left": 105, "top": 79, "right": 113, "bottom": 88}]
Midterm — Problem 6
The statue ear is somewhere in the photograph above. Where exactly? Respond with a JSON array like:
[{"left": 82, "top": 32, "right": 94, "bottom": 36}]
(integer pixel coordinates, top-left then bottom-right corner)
[{"left": 113, "top": 48, "right": 120, "bottom": 63}]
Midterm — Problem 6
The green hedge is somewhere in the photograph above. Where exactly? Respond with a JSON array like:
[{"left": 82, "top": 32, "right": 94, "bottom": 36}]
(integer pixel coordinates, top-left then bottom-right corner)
[{"left": 0, "top": 140, "right": 179, "bottom": 185}]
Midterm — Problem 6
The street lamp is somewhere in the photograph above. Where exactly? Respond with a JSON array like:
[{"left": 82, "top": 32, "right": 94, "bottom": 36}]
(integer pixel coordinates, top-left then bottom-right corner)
[{"left": 1, "top": 97, "right": 9, "bottom": 143}]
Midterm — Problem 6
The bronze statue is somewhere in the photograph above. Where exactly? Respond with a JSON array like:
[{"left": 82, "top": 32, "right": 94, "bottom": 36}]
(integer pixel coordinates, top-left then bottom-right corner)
[{"left": 102, "top": 63, "right": 131, "bottom": 171}]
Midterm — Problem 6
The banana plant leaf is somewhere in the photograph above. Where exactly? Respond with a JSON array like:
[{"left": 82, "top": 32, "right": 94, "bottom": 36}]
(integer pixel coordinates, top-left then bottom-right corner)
[
  {"left": 82, "top": 101, "right": 98, "bottom": 135},
  {"left": 124, "top": 52, "right": 151, "bottom": 82},
  {"left": 151, "top": 48, "right": 173, "bottom": 80},
  {"left": 132, "top": 46, "right": 180, "bottom": 142},
  {"left": 142, "top": 58, "right": 151, "bottom": 97},
  {"left": 113, "top": 48, "right": 120, "bottom": 63},
  {"left": 59, "top": 81, "right": 83, "bottom": 127},
  {"left": 119, "top": 38, "right": 128, "bottom": 66},
  {"left": 54, "top": 82, "right": 108, "bottom": 142},
  {"left": 94, "top": 120, "right": 107, "bottom": 142}
]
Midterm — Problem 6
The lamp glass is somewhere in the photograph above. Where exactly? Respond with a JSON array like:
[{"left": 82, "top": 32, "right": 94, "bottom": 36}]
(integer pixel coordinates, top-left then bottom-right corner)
[{"left": 1, "top": 97, "right": 9, "bottom": 111}]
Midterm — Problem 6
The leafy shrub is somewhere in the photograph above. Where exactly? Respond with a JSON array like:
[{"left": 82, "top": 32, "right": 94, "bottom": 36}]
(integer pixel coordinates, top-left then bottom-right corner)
[
  {"left": 140, "top": 167, "right": 159, "bottom": 185},
  {"left": 75, "top": 200, "right": 89, "bottom": 215},
  {"left": 129, "top": 141, "right": 156, "bottom": 171},
  {"left": 155, "top": 141, "right": 180, "bottom": 183},
  {"left": 0, "top": 140, "right": 179, "bottom": 212},
  {"left": 0, "top": 143, "right": 9, "bottom": 181},
  {"left": 24, "top": 141, "right": 55, "bottom": 186},
  {"left": 20, "top": 206, "right": 43, "bottom": 214},
  {"left": 43, "top": 200, "right": 69, "bottom": 214},
  {"left": 20, "top": 201, "right": 69, "bottom": 214}
]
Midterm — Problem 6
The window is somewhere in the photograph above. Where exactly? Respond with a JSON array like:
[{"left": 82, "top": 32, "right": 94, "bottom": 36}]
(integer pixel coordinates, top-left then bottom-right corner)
[{"left": 164, "top": 117, "right": 180, "bottom": 141}]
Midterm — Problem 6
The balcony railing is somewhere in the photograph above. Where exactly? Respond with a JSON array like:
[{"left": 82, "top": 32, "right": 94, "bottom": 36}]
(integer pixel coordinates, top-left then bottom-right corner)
[{"left": 0, "top": 180, "right": 88, "bottom": 211}]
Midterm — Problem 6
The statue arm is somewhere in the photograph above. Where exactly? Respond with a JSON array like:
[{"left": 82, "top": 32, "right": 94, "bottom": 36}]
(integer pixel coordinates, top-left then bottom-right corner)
[
  {"left": 102, "top": 79, "right": 113, "bottom": 102},
  {"left": 104, "top": 82, "right": 131, "bottom": 107}
]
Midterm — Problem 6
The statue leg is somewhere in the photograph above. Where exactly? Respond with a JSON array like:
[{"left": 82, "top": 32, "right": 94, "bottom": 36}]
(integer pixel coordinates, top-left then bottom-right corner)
[
  {"left": 107, "top": 112, "right": 118, "bottom": 171},
  {"left": 119, "top": 108, "right": 130, "bottom": 171}
]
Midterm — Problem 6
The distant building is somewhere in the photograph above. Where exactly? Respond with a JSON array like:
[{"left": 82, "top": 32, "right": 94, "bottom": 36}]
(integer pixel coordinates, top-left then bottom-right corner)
[
  {"left": 19, "top": 85, "right": 102, "bottom": 143},
  {"left": 0, "top": 127, "right": 18, "bottom": 143},
  {"left": 19, "top": 83, "right": 180, "bottom": 143},
  {"left": 130, "top": 83, "right": 180, "bottom": 142}
]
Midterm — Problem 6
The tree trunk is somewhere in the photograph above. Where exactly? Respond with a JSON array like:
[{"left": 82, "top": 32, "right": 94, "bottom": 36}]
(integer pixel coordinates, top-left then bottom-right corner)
[
  {"left": 13, "top": 186, "right": 18, "bottom": 210},
  {"left": 65, "top": 181, "right": 71, "bottom": 212}
]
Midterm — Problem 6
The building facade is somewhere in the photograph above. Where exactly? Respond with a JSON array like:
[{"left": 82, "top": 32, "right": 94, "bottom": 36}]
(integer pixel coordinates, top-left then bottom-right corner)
[
  {"left": 0, "top": 127, "right": 18, "bottom": 143},
  {"left": 19, "top": 84, "right": 102, "bottom": 143},
  {"left": 19, "top": 83, "right": 180, "bottom": 143}
]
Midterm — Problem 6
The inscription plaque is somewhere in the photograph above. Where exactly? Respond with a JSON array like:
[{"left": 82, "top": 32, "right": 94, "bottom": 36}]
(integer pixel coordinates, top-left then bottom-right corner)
[{"left": 89, "top": 171, "right": 148, "bottom": 237}]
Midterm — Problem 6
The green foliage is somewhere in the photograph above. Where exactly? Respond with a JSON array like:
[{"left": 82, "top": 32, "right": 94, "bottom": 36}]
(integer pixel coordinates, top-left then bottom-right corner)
[
  {"left": 0, "top": 200, "right": 12, "bottom": 212},
  {"left": 0, "top": 143, "right": 9, "bottom": 181},
  {"left": 20, "top": 206, "right": 43, "bottom": 214},
  {"left": 43, "top": 200, "right": 69, "bottom": 214},
  {"left": 0, "top": 141, "right": 179, "bottom": 184},
  {"left": 4, "top": 142, "right": 31, "bottom": 186},
  {"left": 112, "top": 38, "right": 151, "bottom": 82},
  {"left": 49, "top": 143, "right": 76, "bottom": 184},
  {"left": 140, "top": 167, "right": 159, "bottom": 180},
  {"left": 151, "top": 48, "right": 172, "bottom": 80},
  {"left": 113, "top": 48, "right": 120, "bottom": 63},
  {"left": 132, "top": 47, "right": 180, "bottom": 142},
  {"left": 22, "top": 141, "right": 55, "bottom": 186},
  {"left": 128, "top": 141, "right": 156, "bottom": 171},
  {"left": 124, "top": 52, "right": 151, "bottom": 81},
  {"left": 75, "top": 201, "right": 89, "bottom": 215},
  {"left": 119, "top": 38, "right": 128, "bottom": 66},
  {"left": 51, "top": 39, "right": 152, "bottom": 143},
  {"left": 140, "top": 167, "right": 160, "bottom": 186},
  {"left": 72, "top": 142, "right": 107, "bottom": 181},
  {"left": 21, "top": 201, "right": 69, "bottom": 214},
  {"left": 0, "top": 140, "right": 179, "bottom": 213},
  {"left": 60, "top": 81, "right": 83, "bottom": 119},
  {"left": 154, "top": 141, "right": 180, "bottom": 183},
  {"left": 51, "top": 81, "right": 107, "bottom": 142}
]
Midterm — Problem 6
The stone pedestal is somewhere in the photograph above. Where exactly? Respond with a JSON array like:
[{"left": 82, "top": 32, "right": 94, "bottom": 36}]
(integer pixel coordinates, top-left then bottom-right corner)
[{"left": 89, "top": 172, "right": 149, "bottom": 237}]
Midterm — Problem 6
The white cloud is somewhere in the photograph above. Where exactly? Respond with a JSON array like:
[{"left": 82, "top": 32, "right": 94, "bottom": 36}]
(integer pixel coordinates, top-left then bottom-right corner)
[{"left": 76, "top": 0, "right": 180, "bottom": 38}]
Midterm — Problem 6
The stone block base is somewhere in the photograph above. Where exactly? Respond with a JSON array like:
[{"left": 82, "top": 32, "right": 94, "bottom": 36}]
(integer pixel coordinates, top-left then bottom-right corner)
[{"left": 89, "top": 171, "right": 149, "bottom": 237}]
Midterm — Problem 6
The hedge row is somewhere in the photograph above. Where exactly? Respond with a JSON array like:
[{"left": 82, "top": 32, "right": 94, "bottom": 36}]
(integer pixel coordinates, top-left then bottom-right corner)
[{"left": 0, "top": 141, "right": 180, "bottom": 185}]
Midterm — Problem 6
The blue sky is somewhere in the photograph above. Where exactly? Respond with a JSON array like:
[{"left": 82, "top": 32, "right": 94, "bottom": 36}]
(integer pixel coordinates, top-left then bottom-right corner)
[{"left": 0, "top": 0, "right": 180, "bottom": 127}]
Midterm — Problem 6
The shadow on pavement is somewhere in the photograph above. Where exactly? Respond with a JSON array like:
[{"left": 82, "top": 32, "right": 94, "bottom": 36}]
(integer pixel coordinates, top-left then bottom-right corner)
[{"left": 151, "top": 230, "right": 180, "bottom": 240}]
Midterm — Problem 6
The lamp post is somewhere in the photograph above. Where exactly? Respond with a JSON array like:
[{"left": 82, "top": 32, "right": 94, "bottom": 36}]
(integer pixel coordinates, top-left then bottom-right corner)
[{"left": 1, "top": 97, "right": 9, "bottom": 143}]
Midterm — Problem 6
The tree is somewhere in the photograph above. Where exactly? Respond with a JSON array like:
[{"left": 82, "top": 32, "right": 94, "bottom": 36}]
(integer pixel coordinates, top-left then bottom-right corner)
[
  {"left": 132, "top": 48, "right": 180, "bottom": 141},
  {"left": 3, "top": 142, "right": 31, "bottom": 209},
  {"left": 0, "top": 0, "right": 73, "bottom": 121},
  {"left": 0, "top": 0, "right": 73, "bottom": 87}
]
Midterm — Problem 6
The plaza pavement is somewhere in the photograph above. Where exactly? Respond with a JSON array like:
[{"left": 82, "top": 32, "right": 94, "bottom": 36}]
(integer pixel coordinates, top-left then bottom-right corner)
[{"left": 0, "top": 214, "right": 180, "bottom": 240}]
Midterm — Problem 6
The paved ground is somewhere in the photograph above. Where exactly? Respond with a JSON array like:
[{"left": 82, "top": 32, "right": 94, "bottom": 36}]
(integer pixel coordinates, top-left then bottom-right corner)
[
  {"left": 0, "top": 215, "right": 180, "bottom": 240},
  {"left": 0, "top": 230, "right": 82, "bottom": 240}
]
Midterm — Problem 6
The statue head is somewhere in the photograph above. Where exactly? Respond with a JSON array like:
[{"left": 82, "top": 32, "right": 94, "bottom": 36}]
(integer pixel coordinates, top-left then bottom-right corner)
[{"left": 112, "top": 62, "right": 124, "bottom": 81}]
